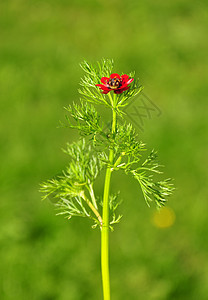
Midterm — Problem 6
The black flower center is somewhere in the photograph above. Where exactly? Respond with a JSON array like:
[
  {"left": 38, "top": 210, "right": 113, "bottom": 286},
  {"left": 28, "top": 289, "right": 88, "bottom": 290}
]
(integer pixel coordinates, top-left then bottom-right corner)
[{"left": 108, "top": 77, "right": 121, "bottom": 89}]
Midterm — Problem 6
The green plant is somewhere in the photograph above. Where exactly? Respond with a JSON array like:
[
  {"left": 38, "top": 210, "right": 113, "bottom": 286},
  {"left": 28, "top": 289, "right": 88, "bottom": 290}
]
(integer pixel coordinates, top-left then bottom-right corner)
[{"left": 40, "top": 59, "right": 174, "bottom": 300}]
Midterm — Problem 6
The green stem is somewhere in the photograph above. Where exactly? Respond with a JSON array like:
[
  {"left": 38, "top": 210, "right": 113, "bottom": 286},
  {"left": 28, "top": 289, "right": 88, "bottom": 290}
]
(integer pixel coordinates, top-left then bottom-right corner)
[
  {"left": 88, "top": 182, "right": 98, "bottom": 210},
  {"left": 80, "top": 191, "right": 103, "bottom": 226},
  {"left": 101, "top": 103, "right": 116, "bottom": 300}
]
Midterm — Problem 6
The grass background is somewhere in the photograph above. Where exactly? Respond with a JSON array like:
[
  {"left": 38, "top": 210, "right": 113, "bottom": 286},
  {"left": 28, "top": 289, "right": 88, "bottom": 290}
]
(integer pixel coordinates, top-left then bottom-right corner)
[{"left": 0, "top": 0, "right": 208, "bottom": 299}]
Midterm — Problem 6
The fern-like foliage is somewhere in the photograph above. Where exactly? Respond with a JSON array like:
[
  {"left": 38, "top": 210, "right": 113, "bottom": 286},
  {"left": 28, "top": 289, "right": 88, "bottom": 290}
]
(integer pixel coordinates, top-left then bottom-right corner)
[
  {"left": 111, "top": 123, "right": 174, "bottom": 207},
  {"left": 40, "top": 139, "right": 106, "bottom": 227},
  {"left": 128, "top": 150, "right": 174, "bottom": 207},
  {"left": 63, "top": 101, "right": 108, "bottom": 147},
  {"left": 64, "top": 101, "right": 103, "bottom": 136},
  {"left": 114, "top": 123, "right": 145, "bottom": 161},
  {"left": 114, "top": 75, "right": 143, "bottom": 116},
  {"left": 62, "top": 139, "right": 106, "bottom": 184},
  {"left": 79, "top": 59, "right": 114, "bottom": 107}
]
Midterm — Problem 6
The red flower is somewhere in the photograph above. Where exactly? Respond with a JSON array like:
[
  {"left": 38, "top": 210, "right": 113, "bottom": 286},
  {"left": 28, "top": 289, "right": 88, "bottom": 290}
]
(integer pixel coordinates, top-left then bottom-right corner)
[{"left": 96, "top": 73, "right": 134, "bottom": 94}]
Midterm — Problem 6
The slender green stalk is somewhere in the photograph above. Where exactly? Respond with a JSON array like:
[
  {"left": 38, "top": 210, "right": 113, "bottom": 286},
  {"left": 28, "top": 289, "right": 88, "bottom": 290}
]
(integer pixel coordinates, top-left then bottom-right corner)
[
  {"left": 88, "top": 182, "right": 98, "bottom": 210},
  {"left": 40, "top": 60, "right": 174, "bottom": 300},
  {"left": 80, "top": 191, "right": 103, "bottom": 226},
  {"left": 101, "top": 100, "right": 116, "bottom": 300}
]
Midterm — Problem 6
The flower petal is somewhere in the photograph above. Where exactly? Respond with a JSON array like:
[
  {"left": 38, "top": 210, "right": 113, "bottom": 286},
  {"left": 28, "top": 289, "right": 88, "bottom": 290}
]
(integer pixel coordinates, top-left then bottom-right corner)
[
  {"left": 117, "top": 83, "right": 128, "bottom": 90},
  {"left": 102, "top": 89, "right": 111, "bottom": 94},
  {"left": 96, "top": 84, "right": 110, "bottom": 90},
  {"left": 116, "top": 77, "right": 134, "bottom": 90},
  {"left": 126, "top": 78, "right": 134, "bottom": 85},
  {"left": 110, "top": 73, "right": 120, "bottom": 79},
  {"left": 101, "top": 77, "right": 109, "bottom": 84},
  {"left": 114, "top": 86, "right": 130, "bottom": 94},
  {"left": 121, "top": 74, "right": 129, "bottom": 83}
]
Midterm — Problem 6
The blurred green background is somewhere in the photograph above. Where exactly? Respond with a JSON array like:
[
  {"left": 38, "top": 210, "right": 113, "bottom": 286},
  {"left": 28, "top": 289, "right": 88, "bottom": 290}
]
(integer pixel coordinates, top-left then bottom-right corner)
[{"left": 1, "top": 0, "right": 208, "bottom": 299}]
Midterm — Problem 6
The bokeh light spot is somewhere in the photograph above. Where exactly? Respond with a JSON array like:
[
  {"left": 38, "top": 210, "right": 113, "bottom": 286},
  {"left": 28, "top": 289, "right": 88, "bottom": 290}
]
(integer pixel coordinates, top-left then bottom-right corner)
[{"left": 152, "top": 207, "right": 176, "bottom": 229}]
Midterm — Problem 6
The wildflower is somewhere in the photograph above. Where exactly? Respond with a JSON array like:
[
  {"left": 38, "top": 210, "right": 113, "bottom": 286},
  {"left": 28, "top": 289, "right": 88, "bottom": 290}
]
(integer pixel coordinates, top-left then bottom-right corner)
[{"left": 96, "top": 73, "right": 134, "bottom": 94}]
